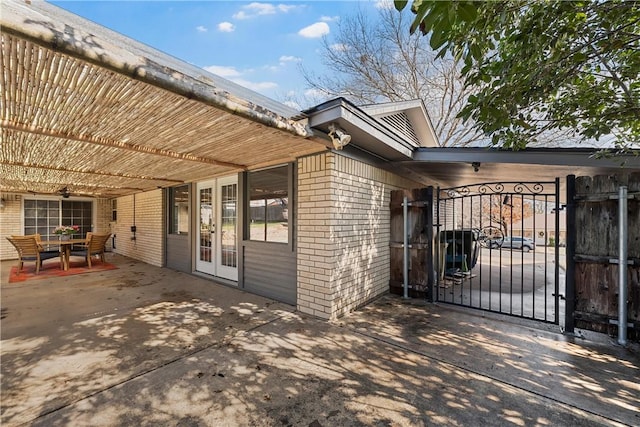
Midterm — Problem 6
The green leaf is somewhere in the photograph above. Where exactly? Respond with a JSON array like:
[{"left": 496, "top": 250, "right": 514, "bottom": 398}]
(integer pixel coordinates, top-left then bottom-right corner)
[
  {"left": 410, "top": 0, "right": 424, "bottom": 14},
  {"left": 394, "top": 0, "right": 409, "bottom": 12},
  {"left": 418, "top": 5, "right": 442, "bottom": 33},
  {"left": 429, "top": 27, "right": 446, "bottom": 50},
  {"left": 457, "top": 3, "right": 478, "bottom": 23}
]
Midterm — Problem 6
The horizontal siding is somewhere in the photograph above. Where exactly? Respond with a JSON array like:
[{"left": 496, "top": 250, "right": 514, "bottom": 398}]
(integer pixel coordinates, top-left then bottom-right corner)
[
  {"left": 166, "top": 235, "right": 190, "bottom": 272},
  {"left": 115, "top": 190, "right": 164, "bottom": 267},
  {"left": 243, "top": 242, "right": 296, "bottom": 305},
  {"left": 0, "top": 194, "right": 24, "bottom": 260}
]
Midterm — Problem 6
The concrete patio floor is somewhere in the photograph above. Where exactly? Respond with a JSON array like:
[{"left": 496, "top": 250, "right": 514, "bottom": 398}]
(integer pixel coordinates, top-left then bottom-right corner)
[{"left": 1, "top": 254, "right": 638, "bottom": 426}]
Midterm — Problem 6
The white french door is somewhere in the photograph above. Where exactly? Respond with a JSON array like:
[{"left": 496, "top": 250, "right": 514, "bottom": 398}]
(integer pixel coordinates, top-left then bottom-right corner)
[{"left": 196, "top": 176, "right": 238, "bottom": 281}]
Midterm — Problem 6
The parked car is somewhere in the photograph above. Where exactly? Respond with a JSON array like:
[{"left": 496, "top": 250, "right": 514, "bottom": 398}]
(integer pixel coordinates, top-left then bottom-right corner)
[{"left": 499, "top": 236, "right": 535, "bottom": 252}]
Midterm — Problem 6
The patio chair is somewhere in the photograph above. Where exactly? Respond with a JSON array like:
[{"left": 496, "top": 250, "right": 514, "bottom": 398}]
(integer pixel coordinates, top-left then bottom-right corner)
[
  {"left": 71, "top": 233, "right": 111, "bottom": 268},
  {"left": 6, "top": 235, "right": 62, "bottom": 275}
]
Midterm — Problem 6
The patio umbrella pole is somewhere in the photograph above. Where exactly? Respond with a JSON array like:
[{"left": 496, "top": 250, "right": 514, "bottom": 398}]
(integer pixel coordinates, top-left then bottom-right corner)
[{"left": 618, "top": 185, "right": 628, "bottom": 346}]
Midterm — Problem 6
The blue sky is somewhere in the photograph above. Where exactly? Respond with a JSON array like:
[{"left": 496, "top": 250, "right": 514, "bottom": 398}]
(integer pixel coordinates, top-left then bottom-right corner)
[{"left": 51, "top": 1, "right": 386, "bottom": 110}]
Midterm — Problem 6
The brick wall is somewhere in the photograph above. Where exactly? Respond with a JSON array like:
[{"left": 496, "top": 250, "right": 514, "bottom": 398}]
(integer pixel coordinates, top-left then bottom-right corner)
[
  {"left": 113, "top": 190, "right": 164, "bottom": 267},
  {"left": 297, "top": 153, "right": 419, "bottom": 319},
  {"left": 0, "top": 194, "right": 24, "bottom": 260}
]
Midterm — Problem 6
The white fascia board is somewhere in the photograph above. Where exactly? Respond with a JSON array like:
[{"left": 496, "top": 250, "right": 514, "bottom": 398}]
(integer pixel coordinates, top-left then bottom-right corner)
[{"left": 413, "top": 148, "right": 640, "bottom": 168}]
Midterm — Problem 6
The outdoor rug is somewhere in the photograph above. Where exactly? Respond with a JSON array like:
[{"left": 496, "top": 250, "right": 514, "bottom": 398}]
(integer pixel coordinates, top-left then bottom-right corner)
[{"left": 8, "top": 259, "right": 118, "bottom": 283}]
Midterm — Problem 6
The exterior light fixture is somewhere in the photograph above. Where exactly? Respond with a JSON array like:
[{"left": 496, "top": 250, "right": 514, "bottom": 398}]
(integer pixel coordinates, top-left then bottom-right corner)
[{"left": 328, "top": 123, "right": 351, "bottom": 150}]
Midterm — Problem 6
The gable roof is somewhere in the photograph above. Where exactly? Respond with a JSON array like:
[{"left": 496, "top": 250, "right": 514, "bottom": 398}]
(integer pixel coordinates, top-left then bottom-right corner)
[
  {"left": 360, "top": 99, "right": 439, "bottom": 148},
  {"left": 303, "top": 97, "right": 439, "bottom": 161}
]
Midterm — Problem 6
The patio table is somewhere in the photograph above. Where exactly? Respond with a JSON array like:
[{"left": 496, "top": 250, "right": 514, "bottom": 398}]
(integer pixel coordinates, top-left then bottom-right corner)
[{"left": 41, "top": 239, "right": 87, "bottom": 271}]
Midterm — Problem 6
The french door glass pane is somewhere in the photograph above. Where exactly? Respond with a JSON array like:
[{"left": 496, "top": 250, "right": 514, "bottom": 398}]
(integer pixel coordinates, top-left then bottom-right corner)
[
  {"left": 200, "top": 188, "right": 212, "bottom": 262},
  {"left": 221, "top": 183, "right": 237, "bottom": 268}
]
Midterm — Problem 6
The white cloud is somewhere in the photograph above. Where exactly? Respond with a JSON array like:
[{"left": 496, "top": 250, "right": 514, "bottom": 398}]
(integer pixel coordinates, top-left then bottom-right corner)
[
  {"left": 203, "top": 65, "right": 241, "bottom": 78},
  {"left": 233, "top": 3, "right": 300, "bottom": 20},
  {"left": 320, "top": 15, "right": 339, "bottom": 22},
  {"left": 278, "top": 4, "right": 298, "bottom": 13},
  {"left": 232, "top": 79, "right": 278, "bottom": 91},
  {"left": 246, "top": 2, "right": 277, "bottom": 15},
  {"left": 330, "top": 43, "right": 349, "bottom": 52},
  {"left": 233, "top": 11, "right": 249, "bottom": 20},
  {"left": 279, "top": 55, "right": 301, "bottom": 63},
  {"left": 298, "top": 22, "right": 330, "bottom": 38},
  {"left": 304, "top": 88, "right": 329, "bottom": 98},
  {"left": 375, "top": 0, "right": 394, "bottom": 10},
  {"left": 203, "top": 65, "right": 277, "bottom": 93},
  {"left": 217, "top": 22, "right": 235, "bottom": 32},
  {"left": 196, "top": 25, "right": 208, "bottom": 33},
  {"left": 283, "top": 100, "right": 301, "bottom": 109}
]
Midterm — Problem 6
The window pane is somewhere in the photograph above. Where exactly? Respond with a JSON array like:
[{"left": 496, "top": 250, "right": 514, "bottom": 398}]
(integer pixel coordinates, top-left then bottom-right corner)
[
  {"left": 199, "top": 187, "right": 212, "bottom": 262},
  {"left": 23, "top": 199, "right": 62, "bottom": 241},
  {"left": 221, "top": 183, "right": 237, "bottom": 267},
  {"left": 248, "top": 166, "right": 289, "bottom": 243},
  {"left": 62, "top": 200, "right": 92, "bottom": 239},
  {"left": 170, "top": 185, "right": 189, "bottom": 235}
]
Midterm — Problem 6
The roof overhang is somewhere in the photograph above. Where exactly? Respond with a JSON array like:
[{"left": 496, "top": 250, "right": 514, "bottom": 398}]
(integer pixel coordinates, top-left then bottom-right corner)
[
  {"left": 304, "top": 98, "right": 418, "bottom": 161},
  {"left": 403, "top": 147, "right": 640, "bottom": 192},
  {"left": 0, "top": 0, "right": 326, "bottom": 198}
]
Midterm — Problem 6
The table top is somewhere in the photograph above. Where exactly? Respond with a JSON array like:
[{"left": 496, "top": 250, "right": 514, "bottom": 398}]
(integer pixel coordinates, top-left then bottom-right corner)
[{"left": 41, "top": 239, "right": 87, "bottom": 246}]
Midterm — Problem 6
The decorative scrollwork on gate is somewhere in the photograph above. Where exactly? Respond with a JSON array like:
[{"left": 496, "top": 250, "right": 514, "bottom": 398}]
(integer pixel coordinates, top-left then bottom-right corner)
[
  {"left": 439, "top": 181, "right": 555, "bottom": 199},
  {"left": 478, "top": 183, "right": 505, "bottom": 195},
  {"left": 513, "top": 183, "right": 544, "bottom": 194}
]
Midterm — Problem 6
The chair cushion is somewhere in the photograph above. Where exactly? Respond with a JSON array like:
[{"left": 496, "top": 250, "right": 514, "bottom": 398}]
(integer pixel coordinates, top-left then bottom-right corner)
[{"left": 40, "top": 251, "right": 61, "bottom": 260}]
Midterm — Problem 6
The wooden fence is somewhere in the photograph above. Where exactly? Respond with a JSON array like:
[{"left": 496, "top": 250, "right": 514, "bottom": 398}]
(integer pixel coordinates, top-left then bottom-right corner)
[
  {"left": 568, "top": 173, "right": 640, "bottom": 340},
  {"left": 389, "top": 188, "right": 434, "bottom": 300}
]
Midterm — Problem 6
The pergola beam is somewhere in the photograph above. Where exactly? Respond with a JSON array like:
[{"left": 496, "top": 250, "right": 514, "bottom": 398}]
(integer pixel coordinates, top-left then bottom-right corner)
[
  {"left": 1, "top": 120, "right": 246, "bottom": 169},
  {"left": 0, "top": 177, "right": 144, "bottom": 195},
  {"left": 1, "top": 161, "right": 184, "bottom": 184}
]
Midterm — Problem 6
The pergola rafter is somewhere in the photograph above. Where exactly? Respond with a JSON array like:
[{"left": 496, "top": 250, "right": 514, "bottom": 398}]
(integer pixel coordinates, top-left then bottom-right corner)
[{"left": 2, "top": 120, "right": 246, "bottom": 169}]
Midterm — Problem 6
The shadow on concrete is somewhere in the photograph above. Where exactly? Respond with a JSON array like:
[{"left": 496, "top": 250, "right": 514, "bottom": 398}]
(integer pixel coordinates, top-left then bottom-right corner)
[{"left": 1, "top": 255, "right": 638, "bottom": 426}]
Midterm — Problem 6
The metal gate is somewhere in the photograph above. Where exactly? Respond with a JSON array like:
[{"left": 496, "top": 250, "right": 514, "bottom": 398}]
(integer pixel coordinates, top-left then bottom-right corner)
[{"left": 436, "top": 180, "right": 561, "bottom": 324}]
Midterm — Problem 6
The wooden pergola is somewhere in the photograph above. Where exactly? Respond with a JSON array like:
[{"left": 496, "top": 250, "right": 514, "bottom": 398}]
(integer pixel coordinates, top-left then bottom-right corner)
[{"left": 0, "top": 0, "right": 327, "bottom": 199}]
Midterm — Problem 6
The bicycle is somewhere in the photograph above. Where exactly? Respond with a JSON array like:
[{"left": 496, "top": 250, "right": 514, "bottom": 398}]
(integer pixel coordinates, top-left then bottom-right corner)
[{"left": 476, "top": 226, "right": 504, "bottom": 249}]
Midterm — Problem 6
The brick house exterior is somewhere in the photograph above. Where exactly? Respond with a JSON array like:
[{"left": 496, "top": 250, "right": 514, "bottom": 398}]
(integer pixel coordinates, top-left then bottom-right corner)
[{"left": 0, "top": 0, "right": 432, "bottom": 319}]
